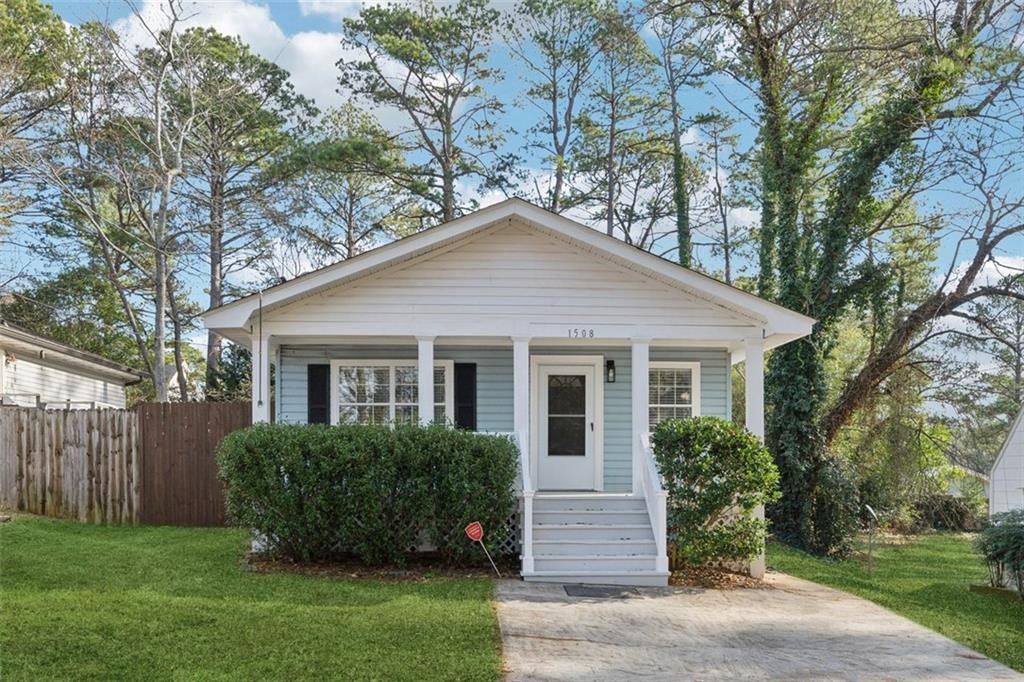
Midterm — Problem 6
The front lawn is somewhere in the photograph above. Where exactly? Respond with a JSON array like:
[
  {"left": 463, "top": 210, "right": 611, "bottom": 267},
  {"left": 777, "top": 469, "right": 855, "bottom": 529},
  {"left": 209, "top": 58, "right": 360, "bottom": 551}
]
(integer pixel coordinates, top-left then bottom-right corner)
[
  {"left": 0, "top": 516, "right": 501, "bottom": 681},
  {"left": 769, "top": 533, "right": 1024, "bottom": 672}
]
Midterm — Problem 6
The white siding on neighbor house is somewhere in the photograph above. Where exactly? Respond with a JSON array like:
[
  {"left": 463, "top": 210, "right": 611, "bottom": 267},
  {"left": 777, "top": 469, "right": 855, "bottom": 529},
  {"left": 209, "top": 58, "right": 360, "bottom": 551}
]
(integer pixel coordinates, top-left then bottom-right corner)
[
  {"left": 277, "top": 344, "right": 730, "bottom": 492},
  {"left": 990, "top": 410, "right": 1024, "bottom": 515},
  {"left": 265, "top": 221, "right": 759, "bottom": 336},
  {"left": 1, "top": 354, "right": 126, "bottom": 408}
]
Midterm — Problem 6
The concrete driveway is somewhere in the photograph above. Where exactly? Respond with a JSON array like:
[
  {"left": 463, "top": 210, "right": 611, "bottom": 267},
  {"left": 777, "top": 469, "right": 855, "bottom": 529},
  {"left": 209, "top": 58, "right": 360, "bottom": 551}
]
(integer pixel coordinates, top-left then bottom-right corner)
[{"left": 496, "top": 572, "right": 1022, "bottom": 681}]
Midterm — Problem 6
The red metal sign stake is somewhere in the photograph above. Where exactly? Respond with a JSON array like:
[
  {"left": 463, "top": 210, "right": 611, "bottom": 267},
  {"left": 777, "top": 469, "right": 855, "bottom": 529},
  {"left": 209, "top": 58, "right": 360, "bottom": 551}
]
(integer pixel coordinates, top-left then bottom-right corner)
[{"left": 464, "top": 521, "right": 500, "bottom": 577}]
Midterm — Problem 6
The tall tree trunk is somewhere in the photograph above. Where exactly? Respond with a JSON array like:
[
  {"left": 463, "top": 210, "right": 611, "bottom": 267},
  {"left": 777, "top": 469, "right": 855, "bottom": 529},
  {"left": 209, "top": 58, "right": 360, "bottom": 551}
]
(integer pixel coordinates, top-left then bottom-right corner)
[
  {"left": 168, "top": 277, "right": 189, "bottom": 401},
  {"left": 711, "top": 131, "right": 730, "bottom": 283},
  {"left": 667, "top": 69, "right": 690, "bottom": 266},
  {"left": 153, "top": 189, "right": 168, "bottom": 402},
  {"left": 442, "top": 163, "right": 454, "bottom": 223},
  {"left": 206, "top": 173, "right": 224, "bottom": 392},
  {"left": 671, "top": 133, "right": 690, "bottom": 267},
  {"left": 605, "top": 95, "right": 617, "bottom": 237},
  {"left": 550, "top": 68, "right": 565, "bottom": 213}
]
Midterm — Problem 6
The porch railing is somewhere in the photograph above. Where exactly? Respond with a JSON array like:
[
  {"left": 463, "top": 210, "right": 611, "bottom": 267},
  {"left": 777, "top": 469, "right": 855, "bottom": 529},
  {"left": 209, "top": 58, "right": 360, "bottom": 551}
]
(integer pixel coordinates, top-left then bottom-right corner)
[
  {"left": 516, "top": 430, "right": 534, "bottom": 573},
  {"left": 639, "top": 432, "right": 668, "bottom": 572}
]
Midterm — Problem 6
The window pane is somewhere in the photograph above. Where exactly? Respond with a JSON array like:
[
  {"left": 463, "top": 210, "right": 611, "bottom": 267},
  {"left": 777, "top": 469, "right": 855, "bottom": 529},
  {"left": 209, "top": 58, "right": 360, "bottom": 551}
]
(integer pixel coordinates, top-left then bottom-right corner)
[
  {"left": 339, "top": 405, "right": 359, "bottom": 424},
  {"left": 395, "top": 366, "right": 417, "bottom": 404},
  {"left": 649, "top": 369, "right": 692, "bottom": 406},
  {"left": 548, "top": 374, "right": 585, "bottom": 415},
  {"left": 395, "top": 405, "right": 418, "bottom": 425},
  {"left": 548, "top": 415, "right": 585, "bottom": 456},
  {"left": 336, "top": 363, "right": 449, "bottom": 426},
  {"left": 434, "top": 367, "right": 445, "bottom": 404},
  {"left": 357, "top": 405, "right": 390, "bottom": 425},
  {"left": 395, "top": 366, "right": 417, "bottom": 384},
  {"left": 340, "top": 366, "right": 389, "bottom": 403},
  {"left": 649, "top": 405, "right": 694, "bottom": 429}
]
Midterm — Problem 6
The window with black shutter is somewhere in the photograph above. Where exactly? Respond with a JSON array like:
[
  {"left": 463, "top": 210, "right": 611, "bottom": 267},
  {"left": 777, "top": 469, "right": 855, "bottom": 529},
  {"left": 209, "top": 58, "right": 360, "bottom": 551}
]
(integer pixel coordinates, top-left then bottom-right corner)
[
  {"left": 307, "top": 364, "right": 330, "bottom": 424},
  {"left": 454, "top": 363, "right": 477, "bottom": 431}
]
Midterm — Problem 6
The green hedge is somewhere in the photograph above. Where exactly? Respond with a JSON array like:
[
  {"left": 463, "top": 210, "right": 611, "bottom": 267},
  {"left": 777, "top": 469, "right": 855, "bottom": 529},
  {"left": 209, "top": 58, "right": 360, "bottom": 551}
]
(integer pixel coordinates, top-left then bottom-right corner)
[
  {"left": 217, "top": 423, "right": 519, "bottom": 566},
  {"left": 652, "top": 416, "right": 780, "bottom": 566}
]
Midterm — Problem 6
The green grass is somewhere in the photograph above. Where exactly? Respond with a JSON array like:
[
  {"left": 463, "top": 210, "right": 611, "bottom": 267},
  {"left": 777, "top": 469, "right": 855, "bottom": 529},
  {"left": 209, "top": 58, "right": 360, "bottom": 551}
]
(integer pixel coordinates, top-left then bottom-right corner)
[
  {"left": 769, "top": 533, "right": 1024, "bottom": 672},
  {"left": 0, "top": 516, "right": 501, "bottom": 681}
]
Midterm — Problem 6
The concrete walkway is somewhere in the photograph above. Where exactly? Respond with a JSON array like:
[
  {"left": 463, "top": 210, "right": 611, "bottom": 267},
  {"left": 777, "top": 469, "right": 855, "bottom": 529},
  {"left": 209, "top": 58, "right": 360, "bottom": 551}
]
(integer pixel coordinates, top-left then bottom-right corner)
[{"left": 496, "top": 572, "right": 1022, "bottom": 681}]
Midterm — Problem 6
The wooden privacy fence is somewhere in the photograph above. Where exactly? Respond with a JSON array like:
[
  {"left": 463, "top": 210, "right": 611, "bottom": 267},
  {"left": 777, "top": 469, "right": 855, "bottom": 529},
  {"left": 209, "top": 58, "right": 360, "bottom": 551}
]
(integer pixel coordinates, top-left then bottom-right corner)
[
  {"left": 0, "top": 407, "right": 139, "bottom": 523},
  {"left": 0, "top": 402, "right": 251, "bottom": 526},
  {"left": 138, "top": 401, "right": 250, "bottom": 526}
]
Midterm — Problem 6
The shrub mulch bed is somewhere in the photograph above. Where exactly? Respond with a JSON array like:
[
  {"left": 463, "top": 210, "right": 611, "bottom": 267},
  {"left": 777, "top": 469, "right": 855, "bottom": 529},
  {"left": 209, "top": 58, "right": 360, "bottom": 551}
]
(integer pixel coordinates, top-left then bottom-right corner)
[
  {"left": 245, "top": 553, "right": 515, "bottom": 582},
  {"left": 669, "top": 565, "right": 769, "bottom": 589},
  {"left": 248, "top": 552, "right": 770, "bottom": 590}
]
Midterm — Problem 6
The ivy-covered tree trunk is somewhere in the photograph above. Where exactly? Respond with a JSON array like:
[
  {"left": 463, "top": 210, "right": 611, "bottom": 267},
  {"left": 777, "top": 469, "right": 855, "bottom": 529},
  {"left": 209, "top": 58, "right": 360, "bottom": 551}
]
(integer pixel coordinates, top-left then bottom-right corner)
[
  {"left": 755, "top": 1, "right": 995, "bottom": 554},
  {"left": 671, "top": 140, "right": 690, "bottom": 267},
  {"left": 668, "top": 87, "right": 690, "bottom": 266}
]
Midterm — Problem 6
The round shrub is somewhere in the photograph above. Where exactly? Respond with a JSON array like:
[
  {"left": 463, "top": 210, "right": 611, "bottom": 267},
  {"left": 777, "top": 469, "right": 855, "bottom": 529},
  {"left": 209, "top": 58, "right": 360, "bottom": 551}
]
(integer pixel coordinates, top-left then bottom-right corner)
[
  {"left": 976, "top": 510, "right": 1024, "bottom": 595},
  {"left": 217, "top": 423, "right": 518, "bottom": 566},
  {"left": 652, "top": 416, "right": 780, "bottom": 566}
]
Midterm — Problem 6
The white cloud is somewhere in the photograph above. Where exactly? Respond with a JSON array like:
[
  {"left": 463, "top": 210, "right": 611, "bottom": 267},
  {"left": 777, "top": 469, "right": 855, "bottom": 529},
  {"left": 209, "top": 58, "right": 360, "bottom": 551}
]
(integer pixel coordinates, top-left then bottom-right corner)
[
  {"left": 727, "top": 205, "right": 760, "bottom": 230},
  {"left": 941, "top": 255, "right": 1024, "bottom": 293},
  {"left": 298, "top": 0, "right": 363, "bottom": 21},
  {"left": 112, "top": 1, "right": 346, "bottom": 109},
  {"left": 108, "top": 1, "right": 417, "bottom": 122},
  {"left": 679, "top": 127, "right": 700, "bottom": 146},
  {"left": 275, "top": 30, "right": 351, "bottom": 109}
]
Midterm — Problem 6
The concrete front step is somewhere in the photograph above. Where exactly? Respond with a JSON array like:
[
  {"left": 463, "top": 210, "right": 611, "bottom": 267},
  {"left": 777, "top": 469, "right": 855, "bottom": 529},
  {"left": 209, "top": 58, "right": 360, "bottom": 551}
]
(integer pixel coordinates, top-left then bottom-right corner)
[
  {"left": 534, "top": 555, "right": 659, "bottom": 571},
  {"left": 523, "top": 570, "right": 670, "bottom": 587},
  {"left": 533, "top": 539, "right": 657, "bottom": 557}
]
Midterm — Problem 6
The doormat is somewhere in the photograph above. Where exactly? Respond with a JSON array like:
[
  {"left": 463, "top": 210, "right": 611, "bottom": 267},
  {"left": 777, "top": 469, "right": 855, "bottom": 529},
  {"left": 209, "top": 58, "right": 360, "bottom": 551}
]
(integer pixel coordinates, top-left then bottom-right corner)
[{"left": 564, "top": 585, "right": 640, "bottom": 599}]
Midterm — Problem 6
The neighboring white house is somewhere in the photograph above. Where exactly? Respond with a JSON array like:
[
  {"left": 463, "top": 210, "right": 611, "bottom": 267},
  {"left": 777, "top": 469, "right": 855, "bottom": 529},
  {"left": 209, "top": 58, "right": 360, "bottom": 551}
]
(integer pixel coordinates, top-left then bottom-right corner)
[
  {"left": 990, "top": 408, "right": 1024, "bottom": 515},
  {"left": 0, "top": 320, "right": 145, "bottom": 409},
  {"left": 202, "top": 198, "right": 815, "bottom": 586},
  {"left": 944, "top": 464, "right": 988, "bottom": 499}
]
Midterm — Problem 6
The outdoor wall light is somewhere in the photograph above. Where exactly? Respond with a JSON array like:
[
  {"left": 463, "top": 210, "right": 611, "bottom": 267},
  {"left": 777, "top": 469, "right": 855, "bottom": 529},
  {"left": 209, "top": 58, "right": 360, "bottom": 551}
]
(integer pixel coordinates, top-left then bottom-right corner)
[{"left": 606, "top": 359, "right": 616, "bottom": 383}]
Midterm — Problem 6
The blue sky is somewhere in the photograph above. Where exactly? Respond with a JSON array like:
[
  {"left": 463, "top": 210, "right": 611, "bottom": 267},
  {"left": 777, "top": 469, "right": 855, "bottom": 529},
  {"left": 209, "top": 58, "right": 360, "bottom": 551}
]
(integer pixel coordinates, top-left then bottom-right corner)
[{"left": 31, "top": 1, "right": 1024, "bottom": 296}]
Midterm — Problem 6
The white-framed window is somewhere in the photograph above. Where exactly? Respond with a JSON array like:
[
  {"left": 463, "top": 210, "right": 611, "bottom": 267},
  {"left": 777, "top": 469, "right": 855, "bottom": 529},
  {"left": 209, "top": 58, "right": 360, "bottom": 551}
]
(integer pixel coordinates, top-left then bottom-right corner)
[
  {"left": 648, "top": 362, "right": 701, "bottom": 429},
  {"left": 329, "top": 359, "right": 454, "bottom": 426}
]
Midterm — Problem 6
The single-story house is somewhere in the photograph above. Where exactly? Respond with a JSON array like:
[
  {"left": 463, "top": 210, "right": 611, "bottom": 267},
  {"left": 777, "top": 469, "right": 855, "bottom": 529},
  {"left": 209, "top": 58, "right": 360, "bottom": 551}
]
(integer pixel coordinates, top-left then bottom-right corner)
[
  {"left": 202, "top": 198, "right": 815, "bottom": 586},
  {"left": 0, "top": 320, "right": 145, "bottom": 409},
  {"left": 990, "top": 407, "right": 1024, "bottom": 515}
]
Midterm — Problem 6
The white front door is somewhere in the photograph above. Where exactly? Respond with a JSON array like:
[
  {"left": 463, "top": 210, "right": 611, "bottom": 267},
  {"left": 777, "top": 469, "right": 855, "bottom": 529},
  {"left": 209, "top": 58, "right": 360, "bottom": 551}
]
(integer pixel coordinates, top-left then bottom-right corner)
[{"left": 537, "top": 363, "right": 597, "bottom": 490}]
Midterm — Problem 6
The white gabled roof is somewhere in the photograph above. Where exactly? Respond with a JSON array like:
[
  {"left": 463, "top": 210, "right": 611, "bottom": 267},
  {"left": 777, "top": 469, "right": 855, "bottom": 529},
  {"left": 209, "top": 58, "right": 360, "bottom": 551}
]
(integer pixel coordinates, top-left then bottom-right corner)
[{"left": 203, "top": 198, "right": 815, "bottom": 344}]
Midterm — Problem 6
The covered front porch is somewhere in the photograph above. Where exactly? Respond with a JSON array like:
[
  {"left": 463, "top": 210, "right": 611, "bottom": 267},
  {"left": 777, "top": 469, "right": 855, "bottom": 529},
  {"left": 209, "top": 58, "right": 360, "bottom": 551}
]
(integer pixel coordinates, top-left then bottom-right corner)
[{"left": 247, "top": 331, "right": 768, "bottom": 585}]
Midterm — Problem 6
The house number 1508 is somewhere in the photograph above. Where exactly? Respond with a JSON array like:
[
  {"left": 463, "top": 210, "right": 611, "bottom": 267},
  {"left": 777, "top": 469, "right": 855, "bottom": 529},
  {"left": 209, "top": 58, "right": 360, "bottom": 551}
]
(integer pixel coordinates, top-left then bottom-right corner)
[{"left": 568, "top": 328, "right": 595, "bottom": 338}]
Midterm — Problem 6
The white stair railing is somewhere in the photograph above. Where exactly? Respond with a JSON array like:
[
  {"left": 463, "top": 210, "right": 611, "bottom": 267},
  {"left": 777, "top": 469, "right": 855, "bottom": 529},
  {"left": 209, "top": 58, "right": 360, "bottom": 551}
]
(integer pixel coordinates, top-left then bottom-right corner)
[
  {"left": 639, "top": 432, "right": 668, "bottom": 572},
  {"left": 517, "top": 430, "right": 534, "bottom": 573}
]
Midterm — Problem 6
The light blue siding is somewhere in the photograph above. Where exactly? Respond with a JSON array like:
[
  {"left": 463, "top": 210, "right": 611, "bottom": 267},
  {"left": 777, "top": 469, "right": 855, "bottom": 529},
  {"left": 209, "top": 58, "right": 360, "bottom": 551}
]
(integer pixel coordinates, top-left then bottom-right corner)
[{"left": 277, "top": 344, "right": 731, "bottom": 492}]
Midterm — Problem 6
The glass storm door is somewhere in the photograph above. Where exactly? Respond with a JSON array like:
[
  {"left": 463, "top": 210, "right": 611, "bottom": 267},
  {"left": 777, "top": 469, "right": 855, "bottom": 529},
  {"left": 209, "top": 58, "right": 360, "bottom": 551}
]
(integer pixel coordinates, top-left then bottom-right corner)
[{"left": 538, "top": 365, "right": 596, "bottom": 490}]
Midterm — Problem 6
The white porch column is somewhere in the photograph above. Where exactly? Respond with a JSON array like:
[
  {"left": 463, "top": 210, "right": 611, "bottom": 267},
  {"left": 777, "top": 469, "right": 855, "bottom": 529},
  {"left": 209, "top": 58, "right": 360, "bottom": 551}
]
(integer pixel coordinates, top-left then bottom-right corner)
[
  {"left": 745, "top": 335, "right": 766, "bottom": 579},
  {"left": 251, "top": 329, "right": 271, "bottom": 424},
  {"left": 417, "top": 336, "right": 435, "bottom": 426},
  {"left": 512, "top": 337, "right": 533, "bottom": 573},
  {"left": 631, "top": 339, "right": 650, "bottom": 496},
  {"left": 512, "top": 337, "right": 531, "bottom": 441}
]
